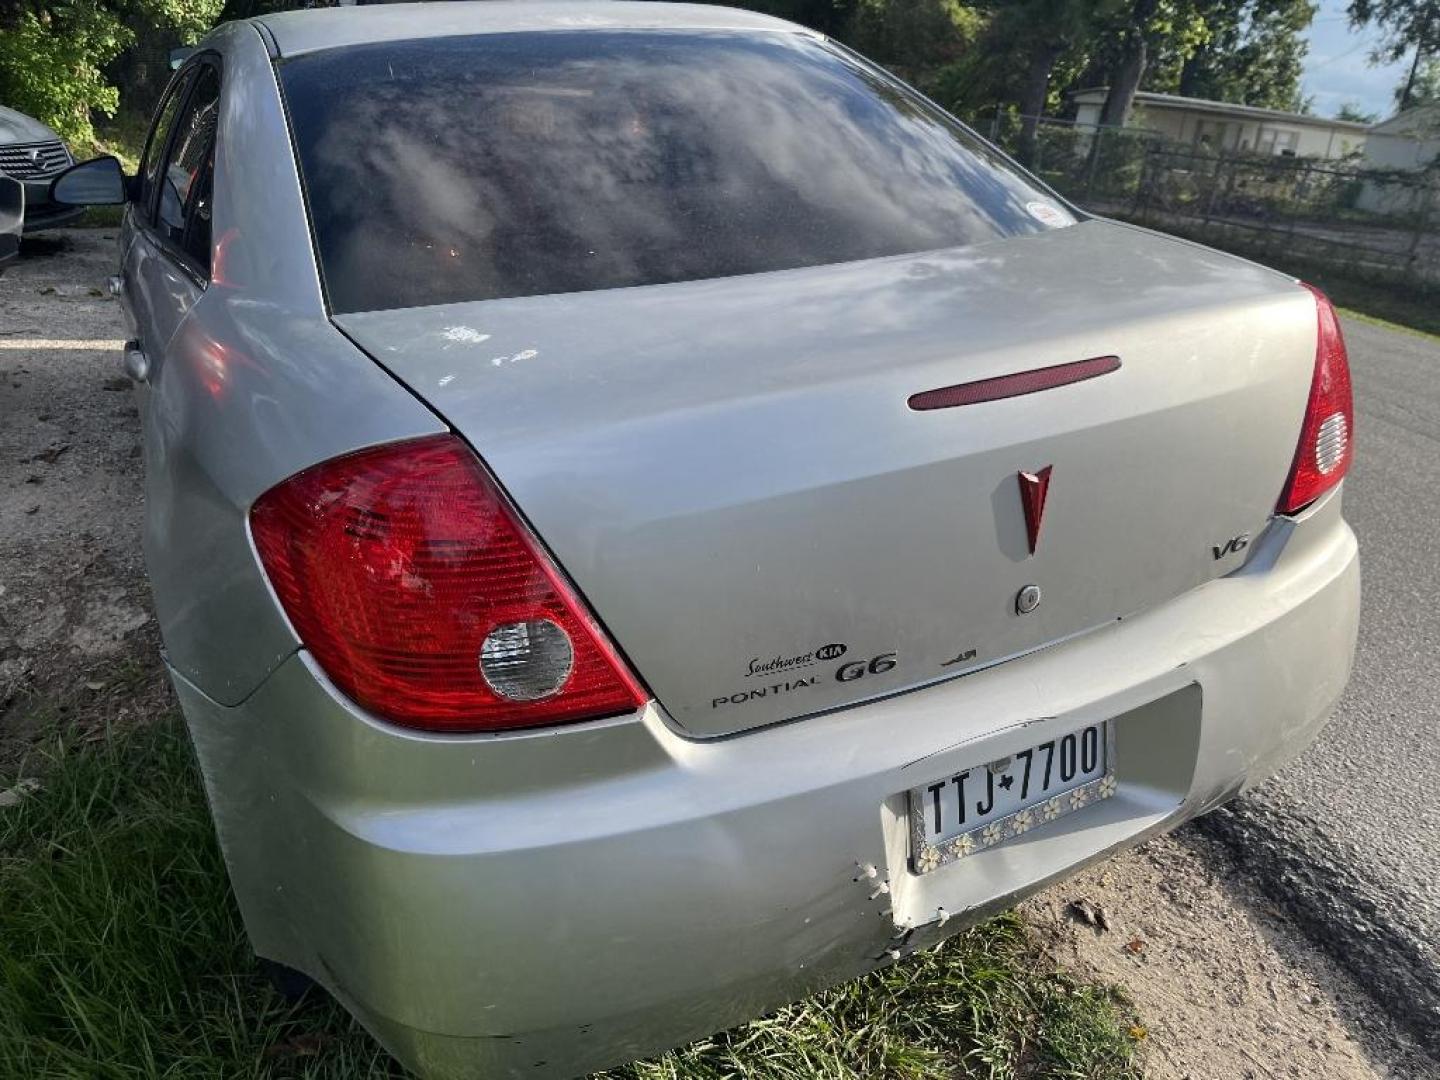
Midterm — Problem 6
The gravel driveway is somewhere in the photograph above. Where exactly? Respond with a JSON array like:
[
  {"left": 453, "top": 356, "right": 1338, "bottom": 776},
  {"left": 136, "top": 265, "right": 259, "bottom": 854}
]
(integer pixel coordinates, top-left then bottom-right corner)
[
  {"left": 1, "top": 229, "right": 151, "bottom": 762},
  {"left": 1, "top": 228, "right": 1435, "bottom": 1079}
]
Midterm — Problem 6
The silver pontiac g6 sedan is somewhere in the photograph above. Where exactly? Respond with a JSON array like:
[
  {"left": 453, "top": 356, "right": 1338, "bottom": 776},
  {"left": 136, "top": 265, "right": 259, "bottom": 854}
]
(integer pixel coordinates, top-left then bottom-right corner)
[{"left": 48, "top": 3, "right": 1360, "bottom": 1077}]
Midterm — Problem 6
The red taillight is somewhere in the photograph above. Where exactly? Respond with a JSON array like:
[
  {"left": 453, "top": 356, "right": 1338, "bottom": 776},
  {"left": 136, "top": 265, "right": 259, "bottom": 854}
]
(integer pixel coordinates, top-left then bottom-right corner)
[
  {"left": 1277, "top": 284, "right": 1354, "bottom": 515},
  {"left": 250, "top": 435, "right": 647, "bottom": 732}
]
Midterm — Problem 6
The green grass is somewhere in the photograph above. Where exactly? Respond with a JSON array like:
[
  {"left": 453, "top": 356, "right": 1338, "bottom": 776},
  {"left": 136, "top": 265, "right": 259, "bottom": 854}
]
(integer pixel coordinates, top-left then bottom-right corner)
[
  {"left": 72, "top": 205, "right": 126, "bottom": 229},
  {"left": 0, "top": 714, "right": 389, "bottom": 1079},
  {"left": 0, "top": 710, "right": 1142, "bottom": 1080},
  {"left": 614, "top": 924, "right": 1142, "bottom": 1080},
  {"left": 57, "top": 110, "right": 142, "bottom": 230},
  {"left": 1335, "top": 306, "right": 1440, "bottom": 345},
  {"left": 89, "top": 111, "right": 150, "bottom": 173}
]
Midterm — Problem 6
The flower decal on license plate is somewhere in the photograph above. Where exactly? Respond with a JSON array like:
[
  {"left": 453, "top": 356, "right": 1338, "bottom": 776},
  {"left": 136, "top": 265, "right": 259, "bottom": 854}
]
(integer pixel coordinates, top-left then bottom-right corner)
[{"left": 907, "top": 722, "right": 1116, "bottom": 874}]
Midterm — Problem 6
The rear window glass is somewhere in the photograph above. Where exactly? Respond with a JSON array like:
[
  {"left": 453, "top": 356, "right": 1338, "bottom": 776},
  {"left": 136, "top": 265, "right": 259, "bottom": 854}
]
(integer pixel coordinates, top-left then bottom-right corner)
[{"left": 280, "top": 31, "right": 1075, "bottom": 314}]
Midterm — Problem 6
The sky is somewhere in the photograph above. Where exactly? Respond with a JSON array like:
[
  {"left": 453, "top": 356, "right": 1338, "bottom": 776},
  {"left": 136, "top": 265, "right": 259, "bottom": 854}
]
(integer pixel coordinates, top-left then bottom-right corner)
[{"left": 1300, "top": 0, "right": 1414, "bottom": 120}]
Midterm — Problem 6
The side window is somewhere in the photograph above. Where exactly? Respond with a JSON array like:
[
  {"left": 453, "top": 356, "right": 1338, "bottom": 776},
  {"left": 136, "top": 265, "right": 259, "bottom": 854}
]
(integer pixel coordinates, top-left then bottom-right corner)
[
  {"left": 157, "top": 65, "right": 221, "bottom": 271},
  {"left": 181, "top": 147, "right": 215, "bottom": 270},
  {"left": 139, "top": 71, "right": 192, "bottom": 217}
]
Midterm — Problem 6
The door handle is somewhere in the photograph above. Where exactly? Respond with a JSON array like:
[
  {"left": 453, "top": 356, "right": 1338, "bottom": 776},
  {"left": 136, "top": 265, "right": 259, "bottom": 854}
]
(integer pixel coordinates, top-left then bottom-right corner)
[{"left": 122, "top": 340, "right": 150, "bottom": 384}]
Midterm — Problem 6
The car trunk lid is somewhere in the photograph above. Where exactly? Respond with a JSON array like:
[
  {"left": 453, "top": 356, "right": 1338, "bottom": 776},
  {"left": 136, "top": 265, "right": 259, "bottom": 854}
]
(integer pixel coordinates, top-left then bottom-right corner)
[{"left": 336, "top": 220, "right": 1318, "bottom": 737}]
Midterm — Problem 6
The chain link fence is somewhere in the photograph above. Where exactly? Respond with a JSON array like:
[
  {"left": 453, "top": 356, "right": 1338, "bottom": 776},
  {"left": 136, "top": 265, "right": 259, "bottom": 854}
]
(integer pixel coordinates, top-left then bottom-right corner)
[
  {"left": 976, "top": 114, "right": 1161, "bottom": 208},
  {"left": 980, "top": 114, "right": 1440, "bottom": 296}
]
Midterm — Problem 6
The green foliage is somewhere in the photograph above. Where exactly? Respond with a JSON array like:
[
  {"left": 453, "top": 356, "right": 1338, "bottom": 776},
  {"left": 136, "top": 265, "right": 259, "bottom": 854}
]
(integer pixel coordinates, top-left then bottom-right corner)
[
  {"left": 916, "top": 0, "right": 1123, "bottom": 131},
  {"left": 0, "top": 0, "right": 224, "bottom": 151},
  {"left": 1164, "top": 0, "right": 1315, "bottom": 110},
  {"left": 0, "top": 4, "right": 131, "bottom": 145},
  {"left": 615, "top": 912, "right": 1143, "bottom": 1079},
  {"left": 849, "top": 0, "right": 985, "bottom": 81},
  {"left": 1335, "top": 100, "right": 1381, "bottom": 121},
  {"left": 1347, "top": 0, "right": 1440, "bottom": 66},
  {"left": 0, "top": 713, "right": 399, "bottom": 1077},
  {"left": 92, "top": 104, "right": 151, "bottom": 168},
  {"left": 135, "top": 0, "right": 227, "bottom": 40},
  {"left": 1396, "top": 55, "right": 1440, "bottom": 105}
]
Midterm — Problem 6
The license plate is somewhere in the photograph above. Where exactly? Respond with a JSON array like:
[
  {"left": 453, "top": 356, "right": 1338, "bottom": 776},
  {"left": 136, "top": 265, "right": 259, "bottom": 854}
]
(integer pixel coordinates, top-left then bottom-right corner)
[{"left": 908, "top": 721, "right": 1115, "bottom": 874}]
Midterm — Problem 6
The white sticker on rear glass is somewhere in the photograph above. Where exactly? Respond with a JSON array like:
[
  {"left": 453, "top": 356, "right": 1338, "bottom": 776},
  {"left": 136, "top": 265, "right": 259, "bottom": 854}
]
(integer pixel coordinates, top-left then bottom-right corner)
[{"left": 1026, "top": 201, "right": 1071, "bottom": 228}]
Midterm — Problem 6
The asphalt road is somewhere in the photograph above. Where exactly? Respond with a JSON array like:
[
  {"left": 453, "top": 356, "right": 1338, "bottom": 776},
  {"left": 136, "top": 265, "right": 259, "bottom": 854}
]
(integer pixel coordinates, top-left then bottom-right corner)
[{"left": 1199, "top": 315, "right": 1440, "bottom": 1051}]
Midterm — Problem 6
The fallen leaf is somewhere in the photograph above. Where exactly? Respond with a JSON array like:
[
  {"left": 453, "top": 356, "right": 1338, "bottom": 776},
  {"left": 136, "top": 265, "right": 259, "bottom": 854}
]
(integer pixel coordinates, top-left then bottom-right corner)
[{"left": 1123, "top": 937, "right": 1146, "bottom": 955}]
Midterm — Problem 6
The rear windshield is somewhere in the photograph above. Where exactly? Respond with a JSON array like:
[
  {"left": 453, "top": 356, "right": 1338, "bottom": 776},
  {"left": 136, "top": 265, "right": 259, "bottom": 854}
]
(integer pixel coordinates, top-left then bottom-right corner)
[{"left": 280, "top": 31, "right": 1075, "bottom": 314}]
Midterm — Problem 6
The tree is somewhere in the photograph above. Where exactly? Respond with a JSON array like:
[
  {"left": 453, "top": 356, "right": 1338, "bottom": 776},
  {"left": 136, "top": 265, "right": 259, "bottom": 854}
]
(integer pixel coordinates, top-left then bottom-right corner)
[
  {"left": 967, "top": 0, "right": 1110, "bottom": 163},
  {"left": 727, "top": 0, "right": 856, "bottom": 37},
  {"left": 1171, "top": 0, "right": 1314, "bottom": 110},
  {"left": 1080, "top": 0, "right": 1312, "bottom": 124},
  {"left": 1084, "top": 0, "right": 1238, "bottom": 126},
  {"left": 848, "top": 0, "right": 984, "bottom": 82},
  {"left": 1347, "top": 0, "right": 1440, "bottom": 110},
  {"left": 1335, "top": 101, "right": 1380, "bottom": 121},
  {"left": 1098, "top": 0, "right": 1162, "bottom": 127},
  {"left": 0, "top": 0, "right": 223, "bottom": 147},
  {"left": 0, "top": 3, "right": 132, "bottom": 145},
  {"left": 1394, "top": 54, "right": 1440, "bottom": 105}
]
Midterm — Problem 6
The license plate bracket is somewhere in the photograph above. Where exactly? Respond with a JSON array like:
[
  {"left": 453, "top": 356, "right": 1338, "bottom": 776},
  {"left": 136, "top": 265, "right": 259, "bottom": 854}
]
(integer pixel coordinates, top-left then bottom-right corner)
[{"left": 908, "top": 721, "right": 1115, "bottom": 874}]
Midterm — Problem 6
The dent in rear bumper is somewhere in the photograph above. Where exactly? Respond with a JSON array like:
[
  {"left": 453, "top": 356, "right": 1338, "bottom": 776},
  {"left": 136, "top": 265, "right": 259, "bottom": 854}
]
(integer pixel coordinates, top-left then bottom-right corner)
[{"left": 170, "top": 496, "right": 1359, "bottom": 1078}]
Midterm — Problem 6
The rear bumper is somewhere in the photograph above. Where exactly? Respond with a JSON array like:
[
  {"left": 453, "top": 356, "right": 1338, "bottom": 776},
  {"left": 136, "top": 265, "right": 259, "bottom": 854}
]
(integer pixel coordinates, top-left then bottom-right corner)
[{"left": 171, "top": 493, "right": 1359, "bottom": 1079}]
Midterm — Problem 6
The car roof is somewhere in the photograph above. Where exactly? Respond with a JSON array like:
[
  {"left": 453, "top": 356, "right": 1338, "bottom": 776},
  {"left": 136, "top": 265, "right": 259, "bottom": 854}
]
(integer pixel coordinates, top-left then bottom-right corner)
[{"left": 255, "top": 1, "right": 813, "bottom": 58}]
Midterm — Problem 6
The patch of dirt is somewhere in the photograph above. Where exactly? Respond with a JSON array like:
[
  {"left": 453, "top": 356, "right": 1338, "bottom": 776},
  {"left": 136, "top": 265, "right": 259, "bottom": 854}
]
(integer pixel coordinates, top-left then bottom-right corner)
[
  {"left": 1024, "top": 832, "right": 1438, "bottom": 1080},
  {"left": 0, "top": 229, "right": 155, "bottom": 768}
]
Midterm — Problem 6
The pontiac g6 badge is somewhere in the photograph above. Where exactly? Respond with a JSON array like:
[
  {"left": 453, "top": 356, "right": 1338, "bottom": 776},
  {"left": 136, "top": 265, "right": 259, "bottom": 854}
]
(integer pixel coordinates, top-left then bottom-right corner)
[{"left": 1017, "top": 466, "right": 1053, "bottom": 555}]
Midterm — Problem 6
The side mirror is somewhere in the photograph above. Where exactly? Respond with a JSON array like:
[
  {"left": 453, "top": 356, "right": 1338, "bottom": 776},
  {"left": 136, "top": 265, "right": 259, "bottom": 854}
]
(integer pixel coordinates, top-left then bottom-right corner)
[
  {"left": 169, "top": 47, "right": 195, "bottom": 70},
  {"left": 0, "top": 174, "right": 22, "bottom": 270},
  {"left": 50, "top": 155, "right": 128, "bottom": 207}
]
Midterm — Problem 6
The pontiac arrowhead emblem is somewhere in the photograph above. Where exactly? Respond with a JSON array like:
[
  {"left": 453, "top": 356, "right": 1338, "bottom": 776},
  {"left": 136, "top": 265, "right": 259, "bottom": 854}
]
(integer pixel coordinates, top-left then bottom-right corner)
[{"left": 1017, "top": 466, "right": 1052, "bottom": 556}]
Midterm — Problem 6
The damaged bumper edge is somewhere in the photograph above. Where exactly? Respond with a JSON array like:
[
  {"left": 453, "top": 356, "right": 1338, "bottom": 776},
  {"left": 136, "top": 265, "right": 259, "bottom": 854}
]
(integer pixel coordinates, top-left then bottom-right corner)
[{"left": 169, "top": 496, "right": 1359, "bottom": 1080}]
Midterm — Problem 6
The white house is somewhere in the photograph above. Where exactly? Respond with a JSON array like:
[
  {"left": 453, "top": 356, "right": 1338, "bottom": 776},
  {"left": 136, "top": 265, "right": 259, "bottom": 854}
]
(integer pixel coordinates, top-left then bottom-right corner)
[
  {"left": 1361, "top": 105, "right": 1439, "bottom": 171},
  {"left": 1071, "top": 89, "right": 1369, "bottom": 160},
  {"left": 1355, "top": 105, "right": 1439, "bottom": 214}
]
